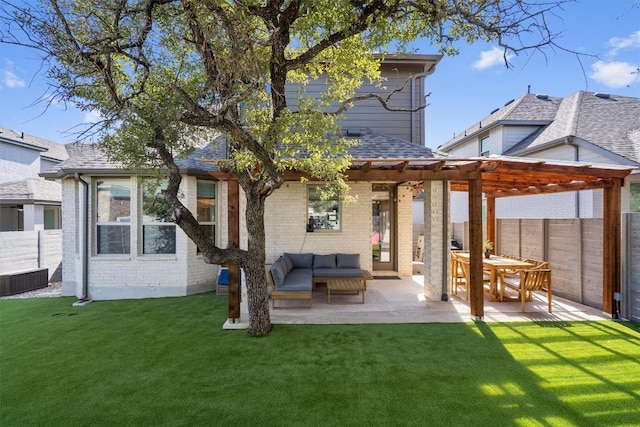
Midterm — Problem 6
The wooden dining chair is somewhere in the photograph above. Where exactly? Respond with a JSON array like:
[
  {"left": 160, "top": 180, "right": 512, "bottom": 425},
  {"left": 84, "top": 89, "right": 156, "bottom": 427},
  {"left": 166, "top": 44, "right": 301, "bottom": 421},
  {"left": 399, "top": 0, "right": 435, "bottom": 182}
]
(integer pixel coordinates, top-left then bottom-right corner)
[
  {"left": 500, "top": 268, "right": 552, "bottom": 313},
  {"left": 450, "top": 252, "right": 468, "bottom": 300}
]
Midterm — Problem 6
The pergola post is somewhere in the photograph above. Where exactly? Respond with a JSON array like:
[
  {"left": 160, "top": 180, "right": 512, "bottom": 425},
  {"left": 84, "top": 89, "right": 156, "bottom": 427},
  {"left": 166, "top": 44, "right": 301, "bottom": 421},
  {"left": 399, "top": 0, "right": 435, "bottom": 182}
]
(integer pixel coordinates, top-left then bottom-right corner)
[
  {"left": 486, "top": 196, "right": 495, "bottom": 254},
  {"left": 468, "top": 177, "right": 484, "bottom": 319},
  {"left": 602, "top": 179, "right": 622, "bottom": 318},
  {"left": 227, "top": 179, "right": 241, "bottom": 321}
]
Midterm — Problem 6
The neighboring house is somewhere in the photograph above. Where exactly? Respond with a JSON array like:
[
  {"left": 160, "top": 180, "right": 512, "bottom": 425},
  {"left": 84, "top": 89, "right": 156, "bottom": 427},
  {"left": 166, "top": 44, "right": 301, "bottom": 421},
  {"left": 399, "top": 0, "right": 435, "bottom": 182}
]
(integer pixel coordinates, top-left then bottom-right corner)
[
  {"left": 437, "top": 91, "right": 640, "bottom": 223},
  {"left": 0, "top": 126, "right": 68, "bottom": 231},
  {"left": 41, "top": 54, "right": 443, "bottom": 300}
]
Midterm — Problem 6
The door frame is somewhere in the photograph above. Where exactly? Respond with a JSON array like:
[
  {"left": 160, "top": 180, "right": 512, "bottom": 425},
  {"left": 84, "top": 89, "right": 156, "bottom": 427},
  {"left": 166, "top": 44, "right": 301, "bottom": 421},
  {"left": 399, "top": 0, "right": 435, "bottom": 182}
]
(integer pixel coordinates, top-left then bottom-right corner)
[{"left": 372, "top": 184, "right": 397, "bottom": 272}]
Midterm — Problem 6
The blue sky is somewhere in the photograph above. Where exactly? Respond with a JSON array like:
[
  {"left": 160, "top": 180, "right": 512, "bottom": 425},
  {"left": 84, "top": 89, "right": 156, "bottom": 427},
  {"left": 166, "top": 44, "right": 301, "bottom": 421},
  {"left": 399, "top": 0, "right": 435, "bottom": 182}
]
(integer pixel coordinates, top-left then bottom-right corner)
[{"left": 0, "top": 0, "right": 638, "bottom": 148}]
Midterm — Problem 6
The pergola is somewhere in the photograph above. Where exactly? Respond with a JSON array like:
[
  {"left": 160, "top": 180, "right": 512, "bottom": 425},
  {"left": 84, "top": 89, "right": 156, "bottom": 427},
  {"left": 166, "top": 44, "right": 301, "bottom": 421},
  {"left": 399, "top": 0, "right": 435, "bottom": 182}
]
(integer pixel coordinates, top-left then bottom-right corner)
[{"left": 214, "top": 156, "right": 634, "bottom": 320}]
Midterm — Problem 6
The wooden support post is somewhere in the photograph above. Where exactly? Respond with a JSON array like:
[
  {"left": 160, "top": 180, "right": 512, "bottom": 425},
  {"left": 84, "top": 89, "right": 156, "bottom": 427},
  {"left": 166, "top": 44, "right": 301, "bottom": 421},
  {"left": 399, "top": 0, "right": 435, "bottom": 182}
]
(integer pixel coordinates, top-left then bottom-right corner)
[
  {"left": 468, "top": 177, "right": 484, "bottom": 319},
  {"left": 602, "top": 179, "right": 622, "bottom": 317},
  {"left": 228, "top": 179, "right": 241, "bottom": 320},
  {"left": 486, "top": 197, "right": 495, "bottom": 254}
]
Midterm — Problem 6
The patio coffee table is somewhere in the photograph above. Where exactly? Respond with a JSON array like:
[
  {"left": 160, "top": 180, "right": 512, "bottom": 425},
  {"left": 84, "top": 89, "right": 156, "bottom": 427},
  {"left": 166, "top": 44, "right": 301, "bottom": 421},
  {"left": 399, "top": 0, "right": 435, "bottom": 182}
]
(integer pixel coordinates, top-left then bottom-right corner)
[{"left": 326, "top": 278, "right": 365, "bottom": 304}]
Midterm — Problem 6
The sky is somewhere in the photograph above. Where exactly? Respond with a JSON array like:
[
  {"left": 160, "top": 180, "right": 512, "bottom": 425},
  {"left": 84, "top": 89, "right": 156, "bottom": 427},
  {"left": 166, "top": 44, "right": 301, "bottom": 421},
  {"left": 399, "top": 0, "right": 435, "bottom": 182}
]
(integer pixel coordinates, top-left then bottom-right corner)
[{"left": 0, "top": 0, "right": 638, "bottom": 149}]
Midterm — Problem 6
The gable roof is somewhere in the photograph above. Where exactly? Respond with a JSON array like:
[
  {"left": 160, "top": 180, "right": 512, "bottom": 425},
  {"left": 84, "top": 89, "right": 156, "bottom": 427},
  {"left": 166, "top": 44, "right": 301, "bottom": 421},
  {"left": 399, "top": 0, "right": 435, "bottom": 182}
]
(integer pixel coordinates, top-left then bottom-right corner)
[
  {"left": 438, "top": 91, "right": 640, "bottom": 167},
  {"left": 504, "top": 92, "right": 640, "bottom": 165},
  {"left": 0, "top": 177, "right": 61, "bottom": 204},
  {"left": 438, "top": 93, "right": 563, "bottom": 151},
  {"left": 0, "top": 126, "right": 68, "bottom": 162}
]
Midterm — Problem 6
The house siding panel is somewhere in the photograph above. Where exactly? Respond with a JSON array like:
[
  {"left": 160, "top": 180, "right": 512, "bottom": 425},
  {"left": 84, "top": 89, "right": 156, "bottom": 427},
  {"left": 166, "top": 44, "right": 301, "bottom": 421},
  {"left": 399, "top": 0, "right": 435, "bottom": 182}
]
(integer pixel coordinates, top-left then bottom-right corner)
[{"left": 0, "top": 143, "right": 41, "bottom": 183}]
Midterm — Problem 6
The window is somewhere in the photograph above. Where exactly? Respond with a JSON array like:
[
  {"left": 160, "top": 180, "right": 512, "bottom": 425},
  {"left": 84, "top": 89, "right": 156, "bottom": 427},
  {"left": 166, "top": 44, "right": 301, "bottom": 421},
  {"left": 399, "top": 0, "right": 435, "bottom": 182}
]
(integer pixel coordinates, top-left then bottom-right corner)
[
  {"left": 197, "top": 181, "right": 216, "bottom": 250},
  {"left": 308, "top": 185, "right": 340, "bottom": 231},
  {"left": 631, "top": 183, "right": 640, "bottom": 212},
  {"left": 96, "top": 178, "right": 131, "bottom": 254},
  {"left": 480, "top": 135, "right": 490, "bottom": 157},
  {"left": 142, "top": 181, "right": 176, "bottom": 254}
]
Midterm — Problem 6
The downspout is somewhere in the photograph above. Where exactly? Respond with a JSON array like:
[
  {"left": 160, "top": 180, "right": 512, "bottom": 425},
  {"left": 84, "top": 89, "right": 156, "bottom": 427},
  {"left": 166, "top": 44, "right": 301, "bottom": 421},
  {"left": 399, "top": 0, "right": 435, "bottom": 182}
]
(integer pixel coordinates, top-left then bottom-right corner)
[
  {"left": 74, "top": 173, "right": 92, "bottom": 305},
  {"left": 564, "top": 137, "right": 581, "bottom": 217},
  {"left": 410, "top": 71, "right": 429, "bottom": 144}
]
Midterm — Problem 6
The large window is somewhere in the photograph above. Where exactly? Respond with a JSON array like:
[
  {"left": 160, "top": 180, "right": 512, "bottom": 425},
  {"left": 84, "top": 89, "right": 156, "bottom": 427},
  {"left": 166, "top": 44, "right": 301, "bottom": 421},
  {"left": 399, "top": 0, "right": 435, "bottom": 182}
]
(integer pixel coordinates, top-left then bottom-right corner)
[
  {"left": 480, "top": 135, "right": 490, "bottom": 157},
  {"left": 96, "top": 178, "right": 131, "bottom": 254},
  {"left": 142, "top": 181, "right": 176, "bottom": 254},
  {"left": 308, "top": 185, "right": 340, "bottom": 231},
  {"left": 197, "top": 181, "right": 216, "bottom": 250}
]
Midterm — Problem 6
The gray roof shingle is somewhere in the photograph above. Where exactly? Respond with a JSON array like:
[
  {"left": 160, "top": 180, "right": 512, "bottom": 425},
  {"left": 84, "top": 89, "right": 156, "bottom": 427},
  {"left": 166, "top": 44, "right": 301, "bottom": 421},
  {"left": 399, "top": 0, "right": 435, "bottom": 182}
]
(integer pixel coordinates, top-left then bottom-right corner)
[
  {"left": 0, "top": 125, "right": 68, "bottom": 161},
  {"left": 42, "top": 129, "right": 434, "bottom": 178},
  {"left": 0, "top": 177, "right": 61, "bottom": 203}
]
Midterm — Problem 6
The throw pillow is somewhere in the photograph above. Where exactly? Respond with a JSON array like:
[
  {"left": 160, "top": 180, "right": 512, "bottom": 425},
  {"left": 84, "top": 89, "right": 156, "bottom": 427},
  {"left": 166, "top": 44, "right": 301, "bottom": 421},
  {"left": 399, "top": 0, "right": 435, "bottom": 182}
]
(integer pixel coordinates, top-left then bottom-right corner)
[
  {"left": 336, "top": 253, "right": 360, "bottom": 269},
  {"left": 313, "top": 254, "right": 336, "bottom": 269},
  {"left": 284, "top": 253, "right": 313, "bottom": 269}
]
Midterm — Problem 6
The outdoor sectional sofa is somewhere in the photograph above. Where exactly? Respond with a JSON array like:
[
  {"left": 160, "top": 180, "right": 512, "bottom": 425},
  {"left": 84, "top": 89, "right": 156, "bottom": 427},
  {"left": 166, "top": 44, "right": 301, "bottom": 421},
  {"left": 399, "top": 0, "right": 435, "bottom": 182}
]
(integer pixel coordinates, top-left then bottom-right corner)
[{"left": 268, "top": 253, "right": 370, "bottom": 308}]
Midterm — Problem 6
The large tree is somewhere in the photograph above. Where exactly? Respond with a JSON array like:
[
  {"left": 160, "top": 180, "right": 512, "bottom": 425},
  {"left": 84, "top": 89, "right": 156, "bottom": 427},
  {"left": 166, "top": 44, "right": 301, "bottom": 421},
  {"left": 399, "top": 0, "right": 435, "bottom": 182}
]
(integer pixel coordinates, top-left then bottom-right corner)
[{"left": 1, "top": 0, "right": 570, "bottom": 335}]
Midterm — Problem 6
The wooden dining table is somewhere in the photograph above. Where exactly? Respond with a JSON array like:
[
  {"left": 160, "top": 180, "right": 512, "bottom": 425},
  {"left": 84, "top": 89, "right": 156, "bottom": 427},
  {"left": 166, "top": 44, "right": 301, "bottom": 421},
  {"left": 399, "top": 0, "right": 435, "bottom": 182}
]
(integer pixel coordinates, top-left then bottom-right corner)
[{"left": 455, "top": 252, "right": 534, "bottom": 301}]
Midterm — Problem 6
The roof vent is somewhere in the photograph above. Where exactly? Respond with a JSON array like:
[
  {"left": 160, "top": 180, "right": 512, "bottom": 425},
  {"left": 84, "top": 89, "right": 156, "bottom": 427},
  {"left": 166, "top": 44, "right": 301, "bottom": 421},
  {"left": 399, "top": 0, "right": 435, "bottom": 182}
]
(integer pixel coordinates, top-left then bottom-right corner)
[
  {"left": 594, "top": 92, "right": 610, "bottom": 99},
  {"left": 535, "top": 94, "right": 548, "bottom": 100},
  {"left": 503, "top": 99, "right": 515, "bottom": 106},
  {"left": 346, "top": 128, "right": 362, "bottom": 137},
  {"left": 490, "top": 107, "right": 499, "bottom": 114}
]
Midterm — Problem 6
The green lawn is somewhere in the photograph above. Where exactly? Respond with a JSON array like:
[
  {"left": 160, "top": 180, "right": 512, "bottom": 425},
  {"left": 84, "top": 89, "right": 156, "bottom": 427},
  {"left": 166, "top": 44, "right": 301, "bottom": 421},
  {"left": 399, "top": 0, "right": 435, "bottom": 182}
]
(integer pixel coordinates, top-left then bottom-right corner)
[{"left": 1, "top": 294, "right": 639, "bottom": 427}]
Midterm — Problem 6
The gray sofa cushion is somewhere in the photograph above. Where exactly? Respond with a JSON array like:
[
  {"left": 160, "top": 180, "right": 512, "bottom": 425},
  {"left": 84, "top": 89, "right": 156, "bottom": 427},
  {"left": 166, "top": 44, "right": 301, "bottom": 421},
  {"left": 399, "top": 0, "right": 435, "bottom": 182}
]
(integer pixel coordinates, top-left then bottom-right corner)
[
  {"left": 313, "top": 254, "right": 336, "bottom": 269},
  {"left": 313, "top": 268, "right": 364, "bottom": 278},
  {"left": 270, "top": 258, "right": 288, "bottom": 288},
  {"left": 281, "top": 268, "right": 313, "bottom": 291},
  {"left": 336, "top": 253, "right": 360, "bottom": 269},
  {"left": 281, "top": 254, "right": 293, "bottom": 273},
  {"left": 284, "top": 253, "right": 313, "bottom": 269}
]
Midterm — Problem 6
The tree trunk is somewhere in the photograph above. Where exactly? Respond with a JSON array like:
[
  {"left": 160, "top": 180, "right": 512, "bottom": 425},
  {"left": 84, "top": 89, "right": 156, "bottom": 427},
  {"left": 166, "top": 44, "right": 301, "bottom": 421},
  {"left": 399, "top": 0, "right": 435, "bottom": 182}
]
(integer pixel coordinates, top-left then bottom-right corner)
[{"left": 244, "top": 186, "right": 272, "bottom": 336}]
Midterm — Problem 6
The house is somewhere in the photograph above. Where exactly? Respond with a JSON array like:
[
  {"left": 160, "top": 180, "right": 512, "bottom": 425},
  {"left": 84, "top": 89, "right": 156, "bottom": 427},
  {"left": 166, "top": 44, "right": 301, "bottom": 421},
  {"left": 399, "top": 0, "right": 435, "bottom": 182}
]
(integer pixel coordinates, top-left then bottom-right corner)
[
  {"left": 0, "top": 126, "right": 68, "bottom": 231},
  {"left": 41, "top": 54, "right": 444, "bottom": 301},
  {"left": 437, "top": 91, "right": 640, "bottom": 223}
]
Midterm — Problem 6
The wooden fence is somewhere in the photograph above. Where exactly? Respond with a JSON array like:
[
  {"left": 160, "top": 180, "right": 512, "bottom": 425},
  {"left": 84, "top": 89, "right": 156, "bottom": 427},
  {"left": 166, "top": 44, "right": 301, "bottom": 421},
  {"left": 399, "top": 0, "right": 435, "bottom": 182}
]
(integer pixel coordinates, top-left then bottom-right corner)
[{"left": 443, "top": 214, "right": 640, "bottom": 322}]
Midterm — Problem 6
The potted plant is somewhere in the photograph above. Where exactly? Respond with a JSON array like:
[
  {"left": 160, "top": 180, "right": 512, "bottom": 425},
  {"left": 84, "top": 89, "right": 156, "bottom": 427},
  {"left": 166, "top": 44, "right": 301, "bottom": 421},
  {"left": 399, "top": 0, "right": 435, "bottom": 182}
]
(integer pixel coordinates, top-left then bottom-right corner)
[{"left": 484, "top": 241, "right": 494, "bottom": 259}]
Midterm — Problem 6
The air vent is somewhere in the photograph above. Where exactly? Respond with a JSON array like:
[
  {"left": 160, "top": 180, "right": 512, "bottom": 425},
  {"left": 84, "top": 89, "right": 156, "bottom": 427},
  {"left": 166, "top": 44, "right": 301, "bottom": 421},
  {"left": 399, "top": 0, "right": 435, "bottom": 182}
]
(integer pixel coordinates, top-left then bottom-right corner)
[
  {"left": 490, "top": 108, "right": 499, "bottom": 114},
  {"left": 503, "top": 99, "right": 515, "bottom": 106},
  {"left": 536, "top": 94, "right": 549, "bottom": 100},
  {"left": 594, "top": 92, "right": 610, "bottom": 99},
  {"left": 346, "top": 128, "right": 362, "bottom": 136}
]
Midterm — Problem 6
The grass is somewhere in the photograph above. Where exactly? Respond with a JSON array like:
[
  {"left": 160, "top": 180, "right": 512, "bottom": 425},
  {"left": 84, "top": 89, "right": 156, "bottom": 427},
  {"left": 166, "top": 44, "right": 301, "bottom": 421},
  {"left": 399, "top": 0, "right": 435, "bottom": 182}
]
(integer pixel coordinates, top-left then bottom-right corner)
[{"left": 1, "top": 294, "right": 639, "bottom": 427}]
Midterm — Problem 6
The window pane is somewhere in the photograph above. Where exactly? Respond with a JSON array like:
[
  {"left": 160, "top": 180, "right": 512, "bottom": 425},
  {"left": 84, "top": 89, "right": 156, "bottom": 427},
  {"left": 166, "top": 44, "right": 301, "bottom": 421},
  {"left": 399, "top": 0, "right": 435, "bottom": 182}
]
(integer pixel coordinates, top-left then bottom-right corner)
[
  {"left": 97, "top": 179, "right": 131, "bottom": 223},
  {"left": 96, "top": 179, "right": 130, "bottom": 254},
  {"left": 631, "top": 183, "right": 640, "bottom": 212},
  {"left": 197, "top": 181, "right": 216, "bottom": 223},
  {"left": 308, "top": 185, "right": 340, "bottom": 231},
  {"left": 143, "top": 182, "right": 172, "bottom": 223},
  {"left": 143, "top": 225, "right": 176, "bottom": 254},
  {"left": 97, "top": 225, "right": 130, "bottom": 254},
  {"left": 480, "top": 136, "right": 490, "bottom": 157}
]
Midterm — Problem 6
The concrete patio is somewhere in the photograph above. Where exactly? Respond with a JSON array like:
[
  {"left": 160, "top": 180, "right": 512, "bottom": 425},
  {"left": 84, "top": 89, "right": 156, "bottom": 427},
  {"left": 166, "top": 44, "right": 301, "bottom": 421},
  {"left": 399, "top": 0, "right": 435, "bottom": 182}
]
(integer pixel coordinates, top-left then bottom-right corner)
[{"left": 227, "top": 275, "right": 610, "bottom": 328}]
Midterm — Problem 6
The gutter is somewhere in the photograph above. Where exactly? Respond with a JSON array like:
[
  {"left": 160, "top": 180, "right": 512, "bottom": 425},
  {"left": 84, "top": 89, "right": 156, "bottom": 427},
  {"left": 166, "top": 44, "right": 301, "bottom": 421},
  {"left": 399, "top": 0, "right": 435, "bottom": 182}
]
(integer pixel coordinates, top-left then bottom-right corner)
[{"left": 73, "top": 173, "right": 92, "bottom": 306}]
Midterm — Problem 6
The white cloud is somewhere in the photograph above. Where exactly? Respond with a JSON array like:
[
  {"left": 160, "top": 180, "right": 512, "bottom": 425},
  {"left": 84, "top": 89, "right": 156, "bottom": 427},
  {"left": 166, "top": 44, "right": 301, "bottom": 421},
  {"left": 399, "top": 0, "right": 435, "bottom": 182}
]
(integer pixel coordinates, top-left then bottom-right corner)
[
  {"left": 83, "top": 109, "right": 103, "bottom": 123},
  {"left": 3, "top": 70, "right": 26, "bottom": 88},
  {"left": 472, "top": 46, "right": 512, "bottom": 70},
  {"left": 608, "top": 30, "right": 640, "bottom": 56},
  {"left": 590, "top": 61, "right": 638, "bottom": 88}
]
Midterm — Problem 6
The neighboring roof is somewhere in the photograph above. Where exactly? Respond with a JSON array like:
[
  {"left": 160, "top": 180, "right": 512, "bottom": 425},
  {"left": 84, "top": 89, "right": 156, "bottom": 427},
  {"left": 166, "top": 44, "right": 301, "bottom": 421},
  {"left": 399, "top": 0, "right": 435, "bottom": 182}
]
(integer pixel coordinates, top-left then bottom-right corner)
[
  {"left": 438, "top": 93, "right": 563, "bottom": 150},
  {"left": 505, "top": 92, "right": 640, "bottom": 165},
  {"left": 438, "top": 91, "right": 640, "bottom": 167},
  {"left": 345, "top": 128, "right": 435, "bottom": 158},
  {"left": 0, "top": 125, "right": 69, "bottom": 162},
  {"left": 0, "top": 177, "right": 61, "bottom": 204}
]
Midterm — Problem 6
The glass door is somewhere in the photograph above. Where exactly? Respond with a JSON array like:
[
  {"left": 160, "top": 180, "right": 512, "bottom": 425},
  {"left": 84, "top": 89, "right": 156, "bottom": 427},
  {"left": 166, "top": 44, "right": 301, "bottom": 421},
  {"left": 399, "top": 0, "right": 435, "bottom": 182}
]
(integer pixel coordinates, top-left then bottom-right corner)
[{"left": 372, "top": 184, "right": 396, "bottom": 271}]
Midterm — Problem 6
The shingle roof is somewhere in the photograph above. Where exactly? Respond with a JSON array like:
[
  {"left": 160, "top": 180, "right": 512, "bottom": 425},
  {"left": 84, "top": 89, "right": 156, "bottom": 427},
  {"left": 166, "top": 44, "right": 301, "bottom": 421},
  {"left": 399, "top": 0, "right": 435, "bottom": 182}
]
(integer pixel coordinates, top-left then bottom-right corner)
[
  {"left": 438, "top": 93, "right": 563, "bottom": 150},
  {"left": 41, "top": 129, "right": 434, "bottom": 178},
  {"left": 505, "top": 92, "right": 640, "bottom": 164},
  {"left": 0, "top": 125, "right": 68, "bottom": 162},
  {"left": 0, "top": 177, "right": 61, "bottom": 204}
]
